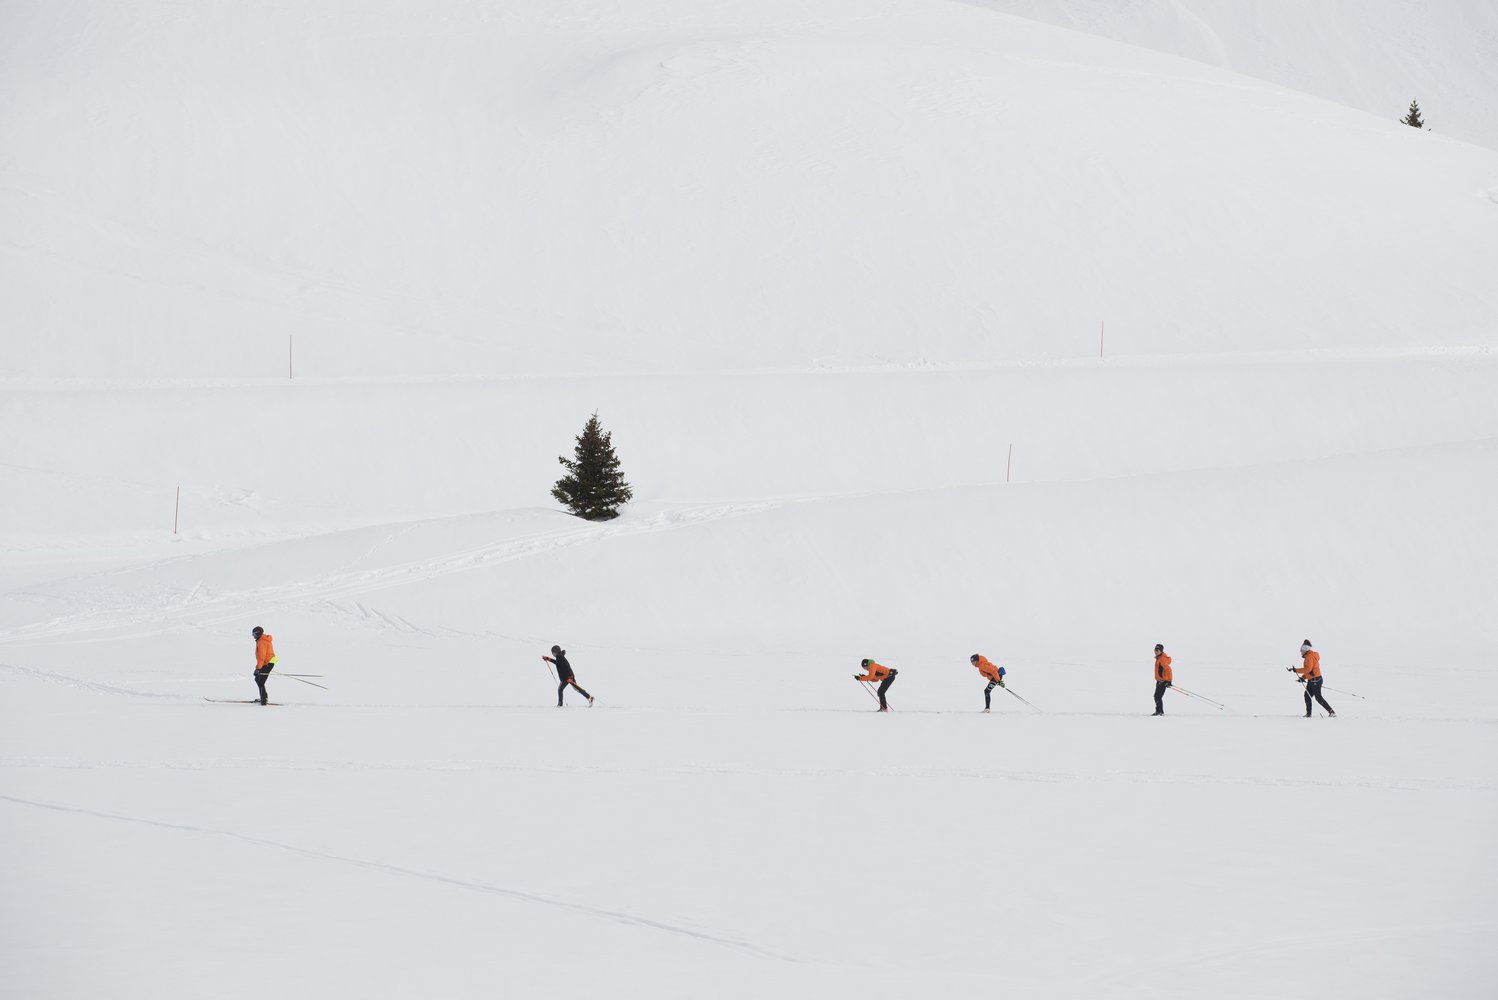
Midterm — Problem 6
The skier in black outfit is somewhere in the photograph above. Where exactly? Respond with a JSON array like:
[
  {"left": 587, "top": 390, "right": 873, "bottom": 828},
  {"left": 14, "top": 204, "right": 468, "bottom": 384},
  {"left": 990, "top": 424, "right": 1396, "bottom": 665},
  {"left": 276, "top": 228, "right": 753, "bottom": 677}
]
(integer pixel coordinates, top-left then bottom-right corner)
[{"left": 542, "top": 645, "right": 594, "bottom": 707}]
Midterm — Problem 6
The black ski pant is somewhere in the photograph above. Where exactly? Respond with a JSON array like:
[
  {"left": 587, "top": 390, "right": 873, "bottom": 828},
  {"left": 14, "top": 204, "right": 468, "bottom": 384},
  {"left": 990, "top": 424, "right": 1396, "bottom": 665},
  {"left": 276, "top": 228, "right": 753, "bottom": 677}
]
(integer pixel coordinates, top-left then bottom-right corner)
[
  {"left": 1154, "top": 680, "right": 1170, "bottom": 714},
  {"left": 1304, "top": 677, "right": 1334, "bottom": 716},
  {"left": 984, "top": 680, "right": 999, "bottom": 709},
  {"left": 558, "top": 673, "right": 590, "bottom": 706},
  {"left": 254, "top": 666, "right": 273, "bottom": 705},
  {"left": 876, "top": 670, "right": 898, "bottom": 709}
]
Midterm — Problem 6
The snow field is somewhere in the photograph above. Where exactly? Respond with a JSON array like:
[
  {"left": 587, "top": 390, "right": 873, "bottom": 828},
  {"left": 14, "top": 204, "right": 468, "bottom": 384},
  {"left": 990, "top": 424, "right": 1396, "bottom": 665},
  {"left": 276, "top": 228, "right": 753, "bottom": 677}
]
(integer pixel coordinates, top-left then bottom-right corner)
[
  {"left": 3, "top": 385, "right": 1496, "bottom": 995},
  {"left": 5, "top": 677, "right": 1496, "bottom": 999},
  {"left": 961, "top": 0, "right": 1498, "bottom": 151},
  {"left": 3, "top": 1, "right": 1498, "bottom": 997},
  {"left": 4, "top": 1, "right": 1498, "bottom": 379},
  {"left": 6, "top": 349, "right": 1497, "bottom": 547}
]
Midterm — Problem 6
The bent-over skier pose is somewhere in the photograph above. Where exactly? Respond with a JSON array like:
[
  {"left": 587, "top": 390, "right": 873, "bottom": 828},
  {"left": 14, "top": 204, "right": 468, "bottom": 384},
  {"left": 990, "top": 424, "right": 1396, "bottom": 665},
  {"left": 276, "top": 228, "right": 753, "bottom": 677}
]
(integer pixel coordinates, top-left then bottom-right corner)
[
  {"left": 855, "top": 658, "right": 898, "bottom": 712},
  {"left": 970, "top": 653, "right": 1006, "bottom": 712},
  {"left": 1290, "top": 640, "right": 1335, "bottom": 717},
  {"left": 543, "top": 645, "right": 594, "bottom": 707},
  {"left": 251, "top": 626, "right": 276, "bottom": 706},
  {"left": 1152, "top": 643, "right": 1172, "bottom": 716}
]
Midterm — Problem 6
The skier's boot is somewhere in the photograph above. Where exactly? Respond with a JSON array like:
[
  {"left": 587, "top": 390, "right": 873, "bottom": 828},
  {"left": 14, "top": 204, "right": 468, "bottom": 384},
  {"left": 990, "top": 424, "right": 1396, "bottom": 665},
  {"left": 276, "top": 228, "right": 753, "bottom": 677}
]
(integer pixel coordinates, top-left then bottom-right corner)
[
  {"left": 1152, "top": 710, "right": 1163, "bottom": 716},
  {"left": 588, "top": 696, "right": 595, "bottom": 706}
]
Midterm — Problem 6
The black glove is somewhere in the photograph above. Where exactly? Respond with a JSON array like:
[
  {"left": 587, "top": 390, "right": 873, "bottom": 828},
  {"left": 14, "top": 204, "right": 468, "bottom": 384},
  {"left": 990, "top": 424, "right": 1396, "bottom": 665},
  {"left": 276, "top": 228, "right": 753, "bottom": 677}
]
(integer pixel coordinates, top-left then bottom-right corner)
[
  {"left": 852, "top": 673, "right": 861, "bottom": 679},
  {"left": 1165, "top": 680, "right": 1172, "bottom": 687}
]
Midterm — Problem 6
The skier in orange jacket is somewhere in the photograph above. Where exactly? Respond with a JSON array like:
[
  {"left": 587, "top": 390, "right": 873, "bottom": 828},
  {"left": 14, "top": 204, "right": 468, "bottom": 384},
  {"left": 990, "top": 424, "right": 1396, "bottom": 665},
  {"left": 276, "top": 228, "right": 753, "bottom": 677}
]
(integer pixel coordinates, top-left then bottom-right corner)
[
  {"left": 970, "top": 653, "right": 1006, "bottom": 712},
  {"left": 1289, "top": 640, "right": 1335, "bottom": 717},
  {"left": 1152, "top": 643, "right": 1172, "bottom": 716},
  {"left": 854, "top": 658, "right": 898, "bottom": 711},
  {"left": 251, "top": 626, "right": 277, "bottom": 706}
]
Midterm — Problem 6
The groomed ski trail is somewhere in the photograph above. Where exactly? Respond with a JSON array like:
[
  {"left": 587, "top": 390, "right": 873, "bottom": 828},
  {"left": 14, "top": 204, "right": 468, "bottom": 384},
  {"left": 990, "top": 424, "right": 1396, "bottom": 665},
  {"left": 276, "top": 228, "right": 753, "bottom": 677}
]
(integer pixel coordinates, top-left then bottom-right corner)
[
  {"left": 0, "top": 791, "right": 800, "bottom": 963},
  {"left": 0, "top": 500, "right": 789, "bottom": 645}
]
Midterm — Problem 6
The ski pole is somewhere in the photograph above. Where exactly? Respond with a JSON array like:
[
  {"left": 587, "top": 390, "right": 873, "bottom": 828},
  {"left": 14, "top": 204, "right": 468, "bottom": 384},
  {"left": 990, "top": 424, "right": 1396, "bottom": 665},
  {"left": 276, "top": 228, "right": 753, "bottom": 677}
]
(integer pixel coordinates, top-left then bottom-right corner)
[
  {"left": 1288, "top": 664, "right": 1363, "bottom": 699},
  {"left": 1002, "top": 686, "right": 1040, "bottom": 710},
  {"left": 542, "top": 656, "right": 557, "bottom": 681},
  {"left": 279, "top": 674, "right": 329, "bottom": 690},
  {"left": 1171, "top": 685, "right": 1224, "bottom": 708},
  {"left": 1321, "top": 685, "right": 1365, "bottom": 700},
  {"left": 1168, "top": 685, "right": 1224, "bottom": 709},
  {"left": 275, "top": 674, "right": 324, "bottom": 678},
  {"left": 858, "top": 678, "right": 892, "bottom": 710}
]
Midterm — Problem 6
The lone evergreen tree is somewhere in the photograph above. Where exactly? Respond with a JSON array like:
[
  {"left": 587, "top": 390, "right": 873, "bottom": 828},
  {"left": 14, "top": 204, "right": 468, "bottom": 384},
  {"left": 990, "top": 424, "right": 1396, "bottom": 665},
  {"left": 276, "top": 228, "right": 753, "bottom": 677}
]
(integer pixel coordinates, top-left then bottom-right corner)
[
  {"left": 552, "top": 411, "right": 634, "bottom": 520},
  {"left": 1401, "top": 99, "right": 1425, "bottom": 129}
]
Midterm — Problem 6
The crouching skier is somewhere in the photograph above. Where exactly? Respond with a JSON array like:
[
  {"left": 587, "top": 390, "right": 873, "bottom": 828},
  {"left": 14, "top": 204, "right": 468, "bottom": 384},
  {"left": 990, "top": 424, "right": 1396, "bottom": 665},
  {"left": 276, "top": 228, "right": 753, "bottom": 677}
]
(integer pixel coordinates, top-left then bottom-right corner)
[
  {"left": 543, "top": 645, "right": 594, "bottom": 707},
  {"left": 1290, "top": 640, "right": 1335, "bottom": 718},
  {"left": 854, "top": 658, "right": 898, "bottom": 712},
  {"left": 970, "top": 653, "right": 1006, "bottom": 712},
  {"left": 251, "top": 626, "right": 276, "bottom": 706}
]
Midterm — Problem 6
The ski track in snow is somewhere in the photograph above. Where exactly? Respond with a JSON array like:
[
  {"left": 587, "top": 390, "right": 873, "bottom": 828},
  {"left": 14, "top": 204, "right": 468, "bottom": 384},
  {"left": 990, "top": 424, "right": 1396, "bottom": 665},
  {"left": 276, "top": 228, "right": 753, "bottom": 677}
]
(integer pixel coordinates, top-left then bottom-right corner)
[
  {"left": 3, "top": 754, "right": 1489, "bottom": 794},
  {"left": 0, "top": 500, "right": 788, "bottom": 645},
  {"left": 0, "top": 791, "right": 799, "bottom": 964},
  {"left": 0, "top": 661, "right": 181, "bottom": 700}
]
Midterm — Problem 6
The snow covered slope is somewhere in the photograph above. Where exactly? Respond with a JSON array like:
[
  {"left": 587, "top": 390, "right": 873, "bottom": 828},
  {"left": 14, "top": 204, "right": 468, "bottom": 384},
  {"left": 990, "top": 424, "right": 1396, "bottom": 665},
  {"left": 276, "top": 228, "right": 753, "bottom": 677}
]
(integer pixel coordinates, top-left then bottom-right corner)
[
  {"left": 963, "top": 0, "right": 1498, "bottom": 150},
  {"left": 2, "top": 0, "right": 1497, "bottom": 380},
  {"left": 2, "top": 2, "right": 1496, "bottom": 999}
]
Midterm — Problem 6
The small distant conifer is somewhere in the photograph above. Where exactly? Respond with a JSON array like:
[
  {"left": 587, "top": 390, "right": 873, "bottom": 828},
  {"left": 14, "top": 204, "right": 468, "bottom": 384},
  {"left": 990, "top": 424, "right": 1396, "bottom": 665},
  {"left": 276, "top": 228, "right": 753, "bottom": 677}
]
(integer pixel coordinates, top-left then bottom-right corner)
[
  {"left": 552, "top": 412, "right": 634, "bottom": 521},
  {"left": 1401, "top": 99, "right": 1425, "bottom": 129}
]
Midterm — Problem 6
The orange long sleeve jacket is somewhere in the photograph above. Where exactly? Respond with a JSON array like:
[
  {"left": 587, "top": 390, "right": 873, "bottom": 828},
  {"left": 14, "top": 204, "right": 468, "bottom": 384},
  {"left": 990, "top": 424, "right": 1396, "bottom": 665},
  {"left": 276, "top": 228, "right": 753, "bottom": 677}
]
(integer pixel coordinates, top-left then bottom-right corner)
[
  {"left": 255, "top": 633, "right": 277, "bottom": 669},
  {"left": 973, "top": 655, "right": 1003, "bottom": 683},
  {"left": 856, "top": 661, "right": 892, "bottom": 682},
  {"left": 1154, "top": 653, "right": 1172, "bottom": 683},
  {"left": 1295, "top": 651, "right": 1322, "bottom": 680}
]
